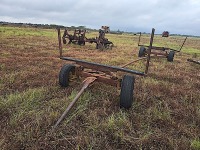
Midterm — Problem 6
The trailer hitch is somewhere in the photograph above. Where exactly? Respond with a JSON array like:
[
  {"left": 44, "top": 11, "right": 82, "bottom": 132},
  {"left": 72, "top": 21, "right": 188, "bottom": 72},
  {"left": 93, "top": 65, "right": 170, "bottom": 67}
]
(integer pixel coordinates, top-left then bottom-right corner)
[{"left": 53, "top": 77, "right": 96, "bottom": 130}]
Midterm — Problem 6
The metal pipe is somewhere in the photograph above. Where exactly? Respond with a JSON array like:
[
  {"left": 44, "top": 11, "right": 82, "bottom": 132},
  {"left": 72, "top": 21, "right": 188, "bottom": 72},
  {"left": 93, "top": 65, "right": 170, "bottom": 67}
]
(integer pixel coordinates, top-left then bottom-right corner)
[
  {"left": 179, "top": 36, "right": 188, "bottom": 51},
  {"left": 120, "top": 57, "right": 146, "bottom": 68},
  {"left": 145, "top": 28, "right": 155, "bottom": 74},
  {"left": 138, "top": 32, "right": 141, "bottom": 46},
  {"left": 53, "top": 86, "right": 85, "bottom": 129},
  {"left": 57, "top": 28, "right": 63, "bottom": 57},
  {"left": 53, "top": 77, "right": 96, "bottom": 129},
  {"left": 60, "top": 57, "right": 145, "bottom": 76},
  {"left": 150, "top": 51, "right": 168, "bottom": 56}
]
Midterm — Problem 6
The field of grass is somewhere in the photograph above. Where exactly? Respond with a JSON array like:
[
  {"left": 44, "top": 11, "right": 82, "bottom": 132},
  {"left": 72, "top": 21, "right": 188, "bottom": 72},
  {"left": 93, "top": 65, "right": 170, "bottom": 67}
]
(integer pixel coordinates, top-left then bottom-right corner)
[{"left": 0, "top": 26, "right": 200, "bottom": 149}]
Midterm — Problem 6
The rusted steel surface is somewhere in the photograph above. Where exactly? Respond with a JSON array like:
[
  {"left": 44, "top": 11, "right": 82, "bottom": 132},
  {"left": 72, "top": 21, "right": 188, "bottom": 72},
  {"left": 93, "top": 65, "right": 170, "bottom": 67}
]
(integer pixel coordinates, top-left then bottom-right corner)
[
  {"left": 53, "top": 77, "right": 97, "bottom": 129},
  {"left": 79, "top": 71, "right": 119, "bottom": 87},
  {"left": 60, "top": 57, "right": 145, "bottom": 76},
  {"left": 138, "top": 28, "right": 187, "bottom": 63},
  {"left": 138, "top": 30, "right": 187, "bottom": 52},
  {"left": 150, "top": 51, "right": 168, "bottom": 56},
  {"left": 101, "top": 26, "right": 110, "bottom": 33},
  {"left": 138, "top": 45, "right": 179, "bottom": 52},
  {"left": 121, "top": 57, "right": 146, "bottom": 68},
  {"left": 63, "top": 29, "right": 86, "bottom": 45},
  {"left": 95, "top": 29, "right": 113, "bottom": 49},
  {"left": 187, "top": 59, "right": 200, "bottom": 65},
  {"left": 138, "top": 32, "right": 142, "bottom": 46},
  {"left": 62, "top": 28, "right": 113, "bottom": 49},
  {"left": 179, "top": 36, "right": 188, "bottom": 51},
  {"left": 151, "top": 46, "right": 170, "bottom": 51},
  {"left": 145, "top": 28, "right": 155, "bottom": 74},
  {"left": 150, "top": 55, "right": 168, "bottom": 58},
  {"left": 57, "top": 28, "right": 62, "bottom": 57}
]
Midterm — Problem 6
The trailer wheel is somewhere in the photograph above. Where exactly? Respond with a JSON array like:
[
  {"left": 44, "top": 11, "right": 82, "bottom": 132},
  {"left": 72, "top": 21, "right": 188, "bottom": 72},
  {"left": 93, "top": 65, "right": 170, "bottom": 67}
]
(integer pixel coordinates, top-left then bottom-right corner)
[
  {"left": 59, "top": 64, "right": 75, "bottom": 87},
  {"left": 63, "top": 38, "right": 67, "bottom": 44},
  {"left": 78, "top": 40, "right": 85, "bottom": 45},
  {"left": 96, "top": 43, "right": 104, "bottom": 50},
  {"left": 138, "top": 46, "right": 146, "bottom": 57},
  {"left": 167, "top": 51, "right": 175, "bottom": 62},
  {"left": 96, "top": 43, "right": 98, "bottom": 49},
  {"left": 120, "top": 75, "right": 135, "bottom": 109},
  {"left": 110, "top": 43, "right": 114, "bottom": 50}
]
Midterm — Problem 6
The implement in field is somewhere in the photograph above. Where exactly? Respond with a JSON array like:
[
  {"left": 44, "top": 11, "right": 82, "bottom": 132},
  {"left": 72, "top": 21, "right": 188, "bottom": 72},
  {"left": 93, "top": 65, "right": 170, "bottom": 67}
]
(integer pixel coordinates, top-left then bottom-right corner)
[
  {"left": 138, "top": 30, "right": 187, "bottom": 62},
  {"left": 62, "top": 29, "right": 86, "bottom": 45},
  {"left": 94, "top": 29, "right": 113, "bottom": 50},
  {"left": 53, "top": 28, "right": 155, "bottom": 129},
  {"left": 162, "top": 31, "right": 169, "bottom": 37},
  {"left": 62, "top": 28, "right": 113, "bottom": 50}
]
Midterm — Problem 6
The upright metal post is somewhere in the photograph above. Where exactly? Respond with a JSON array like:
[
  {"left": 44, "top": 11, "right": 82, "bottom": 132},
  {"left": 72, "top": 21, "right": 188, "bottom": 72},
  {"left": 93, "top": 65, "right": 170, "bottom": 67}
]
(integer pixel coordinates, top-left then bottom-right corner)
[
  {"left": 179, "top": 36, "right": 188, "bottom": 51},
  {"left": 57, "top": 28, "right": 63, "bottom": 57},
  {"left": 138, "top": 32, "right": 142, "bottom": 46},
  {"left": 145, "top": 28, "right": 155, "bottom": 74}
]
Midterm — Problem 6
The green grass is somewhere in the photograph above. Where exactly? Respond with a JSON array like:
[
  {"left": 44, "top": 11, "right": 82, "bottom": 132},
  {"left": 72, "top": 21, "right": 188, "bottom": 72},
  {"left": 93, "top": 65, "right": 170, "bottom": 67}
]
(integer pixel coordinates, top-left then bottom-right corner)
[
  {"left": 191, "top": 139, "right": 200, "bottom": 150},
  {"left": 0, "top": 26, "right": 55, "bottom": 38},
  {"left": 182, "top": 48, "right": 200, "bottom": 55}
]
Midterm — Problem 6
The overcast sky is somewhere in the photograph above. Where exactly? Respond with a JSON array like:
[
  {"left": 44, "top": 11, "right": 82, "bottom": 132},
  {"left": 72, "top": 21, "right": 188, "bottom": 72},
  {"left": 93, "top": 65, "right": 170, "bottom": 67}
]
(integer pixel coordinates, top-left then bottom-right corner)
[{"left": 0, "top": 0, "right": 200, "bottom": 35}]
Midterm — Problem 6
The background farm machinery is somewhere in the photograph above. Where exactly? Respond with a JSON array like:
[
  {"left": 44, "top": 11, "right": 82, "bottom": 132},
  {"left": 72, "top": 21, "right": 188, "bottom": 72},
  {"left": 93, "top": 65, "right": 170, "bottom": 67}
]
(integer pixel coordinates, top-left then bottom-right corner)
[
  {"left": 137, "top": 31, "right": 187, "bottom": 62},
  {"left": 162, "top": 31, "right": 169, "bottom": 37},
  {"left": 62, "top": 29, "right": 86, "bottom": 45},
  {"left": 62, "top": 28, "right": 113, "bottom": 50}
]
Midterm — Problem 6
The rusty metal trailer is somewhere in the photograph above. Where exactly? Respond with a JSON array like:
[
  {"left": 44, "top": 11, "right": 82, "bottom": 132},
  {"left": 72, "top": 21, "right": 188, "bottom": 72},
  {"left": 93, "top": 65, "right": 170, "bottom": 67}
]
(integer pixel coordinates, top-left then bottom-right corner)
[
  {"left": 53, "top": 28, "right": 155, "bottom": 129},
  {"left": 137, "top": 31, "right": 187, "bottom": 62}
]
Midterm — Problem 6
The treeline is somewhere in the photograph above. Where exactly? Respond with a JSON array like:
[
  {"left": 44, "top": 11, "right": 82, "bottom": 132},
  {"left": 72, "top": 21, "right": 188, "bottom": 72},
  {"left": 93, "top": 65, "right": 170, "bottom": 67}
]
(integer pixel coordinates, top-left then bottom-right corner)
[
  {"left": 0, "top": 21, "right": 97, "bottom": 32},
  {"left": 0, "top": 21, "right": 65, "bottom": 29},
  {"left": 1, "top": 21, "right": 197, "bottom": 37},
  {"left": 0, "top": 21, "right": 127, "bottom": 34}
]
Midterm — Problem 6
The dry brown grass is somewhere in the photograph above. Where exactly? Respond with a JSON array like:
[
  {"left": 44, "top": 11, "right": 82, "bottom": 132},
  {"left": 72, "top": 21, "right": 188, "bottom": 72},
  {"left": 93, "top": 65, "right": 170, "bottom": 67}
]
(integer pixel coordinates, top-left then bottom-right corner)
[{"left": 0, "top": 26, "right": 200, "bottom": 149}]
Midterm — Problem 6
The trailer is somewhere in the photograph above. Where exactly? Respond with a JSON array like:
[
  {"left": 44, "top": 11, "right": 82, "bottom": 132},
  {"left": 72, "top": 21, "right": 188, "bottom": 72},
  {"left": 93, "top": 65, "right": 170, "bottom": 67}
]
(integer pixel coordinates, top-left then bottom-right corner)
[
  {"left": 53, "top": 28, "right": 155, "bottom": 129},
  {"left": 137, "top": 31, "right": 187, "bottom": 62}
]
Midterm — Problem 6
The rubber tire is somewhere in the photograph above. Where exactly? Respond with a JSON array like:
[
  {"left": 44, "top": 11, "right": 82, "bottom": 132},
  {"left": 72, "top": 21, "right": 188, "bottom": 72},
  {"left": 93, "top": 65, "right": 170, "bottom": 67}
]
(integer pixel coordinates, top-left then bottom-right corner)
[
  {"left": 120, "top": 75, "right": 135, "bottom": 109},
  {"left": 78, "top": 40, "right": 85, "bottom": 45},
  {"left": 78, "top": 40, "right": 82, "bottom": 45},
  {"left": 138, "top": 46, "right": 146, "bottom": 57},
  {"left": 96, "top": 43, "right": 103, "bottom": 50},
  {"left": 59, "top": 64, "right": 75, "bottom": 87},
  {"left": 167, "top": 51, "right": 175, "bottom": 62},
  {"left": 109, "top": 43, "right": 113, "bottom": 50},
  {"left": 96, "top": 43, "right": 99, "bottom": 49},
  {"left": 63, "top": 38, "right": 67, "bottom": 44}
]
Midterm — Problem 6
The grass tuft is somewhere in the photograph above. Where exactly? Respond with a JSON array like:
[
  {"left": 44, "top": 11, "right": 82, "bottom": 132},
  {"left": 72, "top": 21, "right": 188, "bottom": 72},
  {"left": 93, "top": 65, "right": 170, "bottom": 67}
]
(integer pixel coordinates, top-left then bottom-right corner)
[{"left": 191, "top": 139, "right": 200, "bottom": 150}]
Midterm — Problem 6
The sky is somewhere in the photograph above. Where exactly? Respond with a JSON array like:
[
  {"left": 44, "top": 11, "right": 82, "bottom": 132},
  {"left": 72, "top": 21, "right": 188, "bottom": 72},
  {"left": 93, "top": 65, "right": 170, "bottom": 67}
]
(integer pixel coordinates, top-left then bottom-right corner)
[{"left": 0, "top": 0, "right": 200, "bottom": 35}]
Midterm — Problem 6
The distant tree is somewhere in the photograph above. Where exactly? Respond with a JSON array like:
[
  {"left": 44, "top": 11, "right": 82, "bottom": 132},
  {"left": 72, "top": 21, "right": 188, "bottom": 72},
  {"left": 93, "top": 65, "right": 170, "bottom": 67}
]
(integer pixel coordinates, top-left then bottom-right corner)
[{"left": 78, "top": 26, "right": 86, "bottom": 29}]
